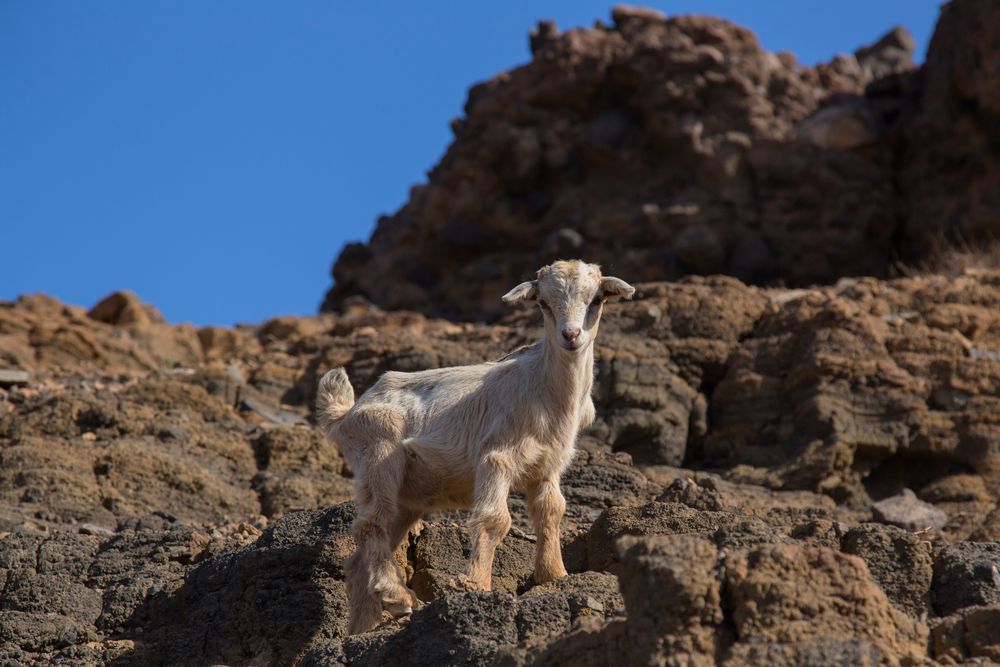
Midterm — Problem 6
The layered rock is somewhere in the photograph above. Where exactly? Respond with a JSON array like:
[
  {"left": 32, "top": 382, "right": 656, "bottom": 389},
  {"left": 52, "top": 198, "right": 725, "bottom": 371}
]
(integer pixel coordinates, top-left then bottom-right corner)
[
  {"left": 5, "top": 270, "right": 1000, "bottom": 536},
  {"left": 3, "top": 273, "right": 1000, "bottom": 663}
]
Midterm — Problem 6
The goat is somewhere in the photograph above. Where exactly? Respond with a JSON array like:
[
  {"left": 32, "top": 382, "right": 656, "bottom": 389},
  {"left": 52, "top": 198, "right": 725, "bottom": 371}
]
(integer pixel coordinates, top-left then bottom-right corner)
[{"left": 316, "top": 260, "right": 634, "bottom": 634}]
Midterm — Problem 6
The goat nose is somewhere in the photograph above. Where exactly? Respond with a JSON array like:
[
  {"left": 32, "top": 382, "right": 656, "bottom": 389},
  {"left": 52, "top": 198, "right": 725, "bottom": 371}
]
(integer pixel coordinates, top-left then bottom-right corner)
[{"left": 561, "top": 327, "right": 581, "bottom": 342}]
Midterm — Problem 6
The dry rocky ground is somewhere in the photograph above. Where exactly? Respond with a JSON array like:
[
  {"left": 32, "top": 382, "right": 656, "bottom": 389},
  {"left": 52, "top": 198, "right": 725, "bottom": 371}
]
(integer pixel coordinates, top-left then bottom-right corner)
[
  {"left": 2, "top": 274, "right": 1000, "bottom": 665},
  {"left": 5, "top": 1, "right": 1000, "bottom": 664}
]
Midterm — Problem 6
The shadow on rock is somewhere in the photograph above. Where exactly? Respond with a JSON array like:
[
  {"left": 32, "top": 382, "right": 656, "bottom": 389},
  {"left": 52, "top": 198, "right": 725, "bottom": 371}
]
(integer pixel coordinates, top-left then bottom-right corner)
[{"left": 113, "top": 503, "right": 356, "bottom": 667}]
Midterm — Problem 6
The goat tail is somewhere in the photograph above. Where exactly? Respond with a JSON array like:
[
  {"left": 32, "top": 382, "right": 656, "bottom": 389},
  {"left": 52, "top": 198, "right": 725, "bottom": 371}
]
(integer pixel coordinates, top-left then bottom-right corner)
[{"left": 316, "top": 367, "right": 355, "bottom": 430}]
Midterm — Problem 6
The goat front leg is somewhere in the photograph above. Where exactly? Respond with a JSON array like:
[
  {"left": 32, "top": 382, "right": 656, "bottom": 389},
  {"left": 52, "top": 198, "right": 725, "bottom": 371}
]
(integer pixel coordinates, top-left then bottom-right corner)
[
  {"left": 527, "top": 475, "right": 567, "bottom": 584},
  {"left": 579, "top": 394, "right": 596, "bottom": 430},
  {"left": 467, "top": 451, "right": 514, "bottom": 590}
]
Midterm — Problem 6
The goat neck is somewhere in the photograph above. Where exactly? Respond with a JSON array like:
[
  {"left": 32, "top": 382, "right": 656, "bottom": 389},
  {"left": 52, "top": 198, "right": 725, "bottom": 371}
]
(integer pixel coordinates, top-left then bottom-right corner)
[{"left": 537, "top": 334, "right": 594, "bottom": 417}]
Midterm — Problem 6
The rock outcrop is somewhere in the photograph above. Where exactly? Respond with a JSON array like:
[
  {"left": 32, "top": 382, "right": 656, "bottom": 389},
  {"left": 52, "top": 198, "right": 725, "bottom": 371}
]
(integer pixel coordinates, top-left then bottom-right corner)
[
  {"left": 322, "top": 1, "right": 1000, "bottom": 324},
  {"left": 5, "top": 1, "right": 1000, "bottom": 664},
  {"left": 3, "top": 268, "right": 1000, "bottom": 664}
]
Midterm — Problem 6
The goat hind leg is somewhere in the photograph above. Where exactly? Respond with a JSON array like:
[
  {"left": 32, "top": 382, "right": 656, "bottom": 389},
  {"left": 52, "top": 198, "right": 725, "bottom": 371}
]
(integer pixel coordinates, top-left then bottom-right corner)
[
  {"left": 345, "top": 548, "right": 383, "bottom": 635},
  {"left": 383, "top": 506, "right": 424, "bottom": 616},
  {"left": 345, "top": 440, "right": 411, "bottom": 632},
  {"left": 346, "top": 498, "right": 406, "bottom": 634}
]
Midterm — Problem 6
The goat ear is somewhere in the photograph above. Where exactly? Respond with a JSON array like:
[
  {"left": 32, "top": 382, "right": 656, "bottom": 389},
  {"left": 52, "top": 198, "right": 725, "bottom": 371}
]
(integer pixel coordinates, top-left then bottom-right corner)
[
  {"left": 502, "top": 280, "right": 538, "bottom": 305},
  {"left": 600, "top": 276, "right": 635, "bottom": 301}
]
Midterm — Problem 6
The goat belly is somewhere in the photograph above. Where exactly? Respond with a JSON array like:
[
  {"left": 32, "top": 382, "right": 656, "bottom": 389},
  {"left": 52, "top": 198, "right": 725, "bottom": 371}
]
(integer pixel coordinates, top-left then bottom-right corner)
[{"left": 399, "top": 443, "right": 475, "bottom": 509}]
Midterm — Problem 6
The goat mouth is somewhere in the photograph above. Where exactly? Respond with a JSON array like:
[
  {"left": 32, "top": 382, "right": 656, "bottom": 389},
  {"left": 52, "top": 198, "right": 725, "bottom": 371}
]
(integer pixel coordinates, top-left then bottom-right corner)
[{"left": 560, "top": 341, "right": 584, "bottom": 352}]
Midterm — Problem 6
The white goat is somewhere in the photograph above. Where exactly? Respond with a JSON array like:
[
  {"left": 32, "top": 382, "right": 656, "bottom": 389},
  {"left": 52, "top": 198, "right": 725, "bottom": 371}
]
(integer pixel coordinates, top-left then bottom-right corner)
[{"left": 316, "top": 260, "right": 634, "bottom": 634}]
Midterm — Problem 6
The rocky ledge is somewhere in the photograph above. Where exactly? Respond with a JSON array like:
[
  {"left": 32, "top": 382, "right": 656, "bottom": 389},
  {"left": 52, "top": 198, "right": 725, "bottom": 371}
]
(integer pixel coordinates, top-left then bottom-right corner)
[{"left": 2, "top": 271, "right": 1000, "bottom": 664}]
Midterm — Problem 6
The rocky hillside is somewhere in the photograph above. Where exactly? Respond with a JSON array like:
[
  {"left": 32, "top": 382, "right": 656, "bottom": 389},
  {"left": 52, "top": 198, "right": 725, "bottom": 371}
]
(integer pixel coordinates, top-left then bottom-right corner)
[
  {"left": 2, "top": 271, "right": 1000, "bottom": 664},
  {"left": 4, "top": 1, "right": 1000, "bottom": 665},
  {"left": 322, "top": 0, "right": 1000, "bottom": 321}
]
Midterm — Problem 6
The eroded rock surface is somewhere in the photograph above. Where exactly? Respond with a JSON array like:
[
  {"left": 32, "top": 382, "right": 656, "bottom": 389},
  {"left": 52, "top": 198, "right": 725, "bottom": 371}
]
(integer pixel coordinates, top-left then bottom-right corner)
[
  {"left": 4, "top": 2, "right": 1000, "bottom": 663},
  {"left": 3, "top": 269, "right": 1000, "bottom": 663}
]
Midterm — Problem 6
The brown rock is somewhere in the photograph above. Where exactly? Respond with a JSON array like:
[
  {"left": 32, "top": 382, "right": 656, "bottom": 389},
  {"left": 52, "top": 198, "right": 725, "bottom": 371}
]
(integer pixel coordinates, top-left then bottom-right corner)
[
  {"left": 930, "top": 605, "right": 1000, "bottom": 662},
  {"left": 318, "top": 0, "right": 1000, "bottom": 326},
  {"left": 841, "top": 523, "right": 933, "bottom": 618},
  {"left": 616, "top": 535, "right": 723, "bottom": 665},
  {"left": 855, "top": 26, "right": 916, "bottom": 80},
  {"left": 898, "top": 0, "right": 1000, "bottom": 264},
  {"left": 410, "top": 523, "right": 535, "bottom": 600},
  {"left": 88, "top": 291, "right": 164, "bottom": 327},
  {"left": 198, "top": 326, "right": 262, "bottom": 361},
  {"left": 321, "top": 10, "right": 896, "bottom": 320},
  {"left": 725, "top": 545, "right": 928, "bottom": 665},
  {"left": 932, "top": 542, "right": 1000, "bottom": 616}
]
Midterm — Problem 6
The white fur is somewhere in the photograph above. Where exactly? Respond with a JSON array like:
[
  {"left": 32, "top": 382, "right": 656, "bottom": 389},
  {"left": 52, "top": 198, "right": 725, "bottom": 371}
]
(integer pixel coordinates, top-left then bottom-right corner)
[{"left": 317, "top": 259, "right": 634, "bottom": 634}]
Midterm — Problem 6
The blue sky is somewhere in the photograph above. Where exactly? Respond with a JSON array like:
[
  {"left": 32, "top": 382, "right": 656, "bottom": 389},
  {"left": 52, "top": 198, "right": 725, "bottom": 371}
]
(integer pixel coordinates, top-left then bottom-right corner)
[{"left": 1, "top": 1, "right": 940, "bottom": 325}]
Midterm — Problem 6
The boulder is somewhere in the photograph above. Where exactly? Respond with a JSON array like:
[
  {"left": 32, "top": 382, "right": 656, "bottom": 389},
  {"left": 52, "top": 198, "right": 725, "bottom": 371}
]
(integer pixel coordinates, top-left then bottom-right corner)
[
  {"left": 841, "top": 523, "right": 933, "bottom": 618},
  {"left": 872, "top": 489, "right": 948, "bottom": 531},
  {"left": 932, "top": 542, "right": 1000, "bottom": 616}
]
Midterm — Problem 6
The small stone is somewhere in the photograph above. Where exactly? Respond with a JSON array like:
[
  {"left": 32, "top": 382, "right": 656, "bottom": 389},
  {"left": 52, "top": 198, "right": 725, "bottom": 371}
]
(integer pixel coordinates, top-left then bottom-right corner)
[
  {"left": 81, "top": 431, "right": 98, "bottom": 441},
  {"left": 238, "top": 522, "right": 263, "bottom": 538},
  {"left": 797, "top": 102, "right": 880, "bottom": 150},
  {"left": 21, "top": 519, "right": 48, "bottom": 533},
  {"left": 238, "top": 396, "right": 306, "bottom": 426},
  {"left": 969, "top": 347, "right": 1000, "bottom": 361},
  {"left": 79, "top": 523, "right": 115, "bottom": 536},
  {"left": 0, "top": 369, "right": 29, "bottom": 388},
  {"left": 872, "top": 489, "right": 948, "bottom": 531},
  {"left": 157, "top": 426, "right": 187, "bottom": 441}
]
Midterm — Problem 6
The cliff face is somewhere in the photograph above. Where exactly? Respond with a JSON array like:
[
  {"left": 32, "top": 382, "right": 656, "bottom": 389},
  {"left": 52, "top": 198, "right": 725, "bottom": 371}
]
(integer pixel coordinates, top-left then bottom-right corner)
[
  {"left": 323, "top": 2, "right": 1000, "bottom": 321},
  {"left": 899, "top": 0, "right": 1000, "bottom": 261}
]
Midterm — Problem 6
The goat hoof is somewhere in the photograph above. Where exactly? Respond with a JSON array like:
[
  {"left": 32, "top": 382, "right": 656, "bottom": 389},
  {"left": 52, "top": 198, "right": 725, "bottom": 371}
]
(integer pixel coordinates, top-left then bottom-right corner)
[
  {"left": 385, "top": 602, "right": 412, "bottom": 618},
  {"left": 446, "top": 573, "right": 481, "bottom": 593}
]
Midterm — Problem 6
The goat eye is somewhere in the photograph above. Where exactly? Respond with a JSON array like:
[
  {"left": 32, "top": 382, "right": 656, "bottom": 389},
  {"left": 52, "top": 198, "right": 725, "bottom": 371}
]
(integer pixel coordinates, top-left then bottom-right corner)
[
  {"left": 589, "top": 297, "right": 603, "bottom": 309},
  {"left": 539, "top": 301, "right": 552, "bottom": 313}
]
